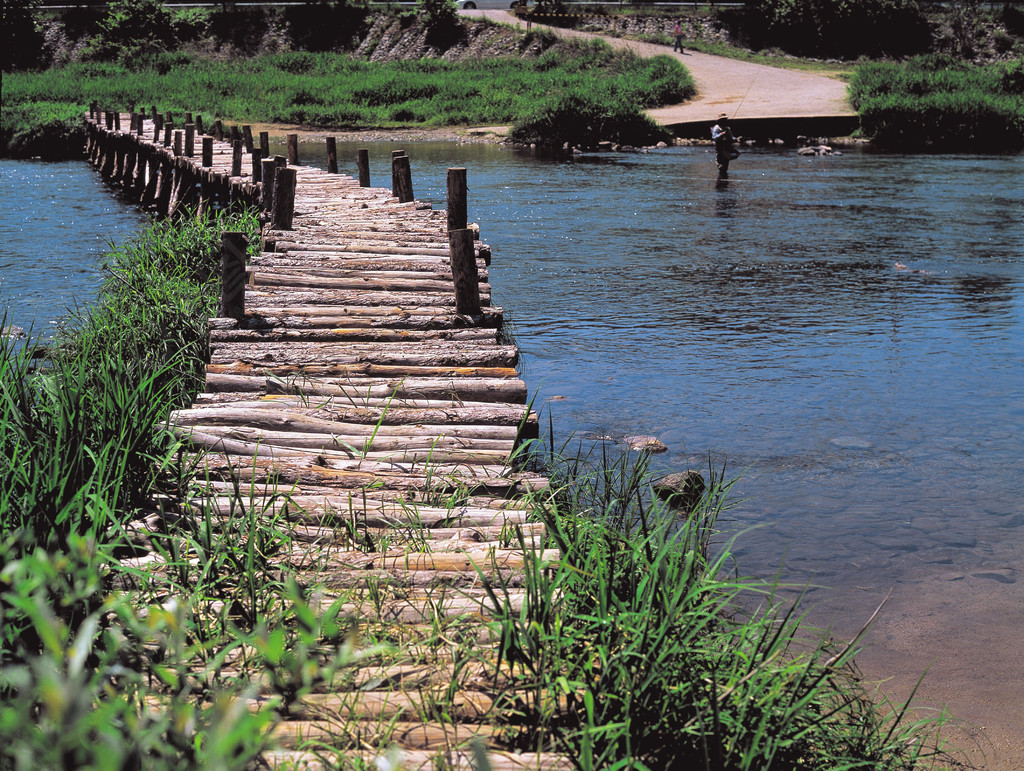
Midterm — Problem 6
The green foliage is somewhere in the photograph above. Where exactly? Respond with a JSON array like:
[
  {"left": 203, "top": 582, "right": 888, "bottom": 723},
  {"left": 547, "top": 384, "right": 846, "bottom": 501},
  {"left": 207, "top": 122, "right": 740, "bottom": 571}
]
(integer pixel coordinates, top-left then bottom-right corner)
[
  {"left": 1, "top": 0, "right": 46, "bottom": 71},
  {"left": 743, "top": 0, "right": 930, "bottom": 58},
  {"left": 850, "top": 56, "right": 1024, "bottom": 150},
  {"left": 82, "top": 0, "right": 175, "bottom": 64},
  {"left": 0, "top": 101, "right": 86, "bottom": 158},
  {"left": 510, "top": 92, "right": 670, "bottom": 148}
]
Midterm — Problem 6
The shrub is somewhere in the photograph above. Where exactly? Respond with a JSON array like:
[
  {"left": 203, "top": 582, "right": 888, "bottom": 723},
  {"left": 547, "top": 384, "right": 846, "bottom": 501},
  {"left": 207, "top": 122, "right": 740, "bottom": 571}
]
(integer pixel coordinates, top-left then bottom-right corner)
[
  {"left": 509, "top": 92, "right": 671, "bottom": 148},
  {"left": 743, "top": 0, "right": 930, "bottom": 58},
  {"left": 82, "top": 0, "right": 174, "bottom": 63},
  {"left": 1, "top": 0, "right": 46, "bottom": 71}
]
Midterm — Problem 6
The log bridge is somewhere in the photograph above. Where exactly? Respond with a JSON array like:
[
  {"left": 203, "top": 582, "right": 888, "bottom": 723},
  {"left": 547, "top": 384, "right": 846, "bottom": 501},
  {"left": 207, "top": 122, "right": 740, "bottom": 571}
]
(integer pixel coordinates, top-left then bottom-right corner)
[{"left": 85, "top": 105, "right": 569, "bottom": 770}]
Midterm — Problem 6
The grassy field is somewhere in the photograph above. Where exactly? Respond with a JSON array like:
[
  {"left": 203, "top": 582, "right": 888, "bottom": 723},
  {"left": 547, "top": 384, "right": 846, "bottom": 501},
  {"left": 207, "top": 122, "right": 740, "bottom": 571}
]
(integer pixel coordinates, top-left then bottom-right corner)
[{"left": 2, "top": 39, "right": 694, "bottom": 156}]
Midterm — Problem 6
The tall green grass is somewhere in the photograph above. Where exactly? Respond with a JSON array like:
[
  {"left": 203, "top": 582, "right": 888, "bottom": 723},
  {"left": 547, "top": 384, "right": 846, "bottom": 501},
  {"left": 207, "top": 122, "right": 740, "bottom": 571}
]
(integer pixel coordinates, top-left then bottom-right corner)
[
  {"left": 850, "top": 55, "right": 1024, "bottom": 151},
  {"left": 2, "top": 40, "right": 695, "bottom": 155},
  {"left": 484, "top": 444, "right": 950, "bottom": 769}
]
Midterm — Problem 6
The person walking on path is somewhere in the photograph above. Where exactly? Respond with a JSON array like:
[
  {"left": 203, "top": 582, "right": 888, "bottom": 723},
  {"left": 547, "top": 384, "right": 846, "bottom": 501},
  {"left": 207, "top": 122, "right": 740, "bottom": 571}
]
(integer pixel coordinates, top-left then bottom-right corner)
[
  {"left": 712, "top": 113, "right": 740, "bottom": 174},
  {"left": 673, "top": 21, "right": 684, "bottom": 53}
]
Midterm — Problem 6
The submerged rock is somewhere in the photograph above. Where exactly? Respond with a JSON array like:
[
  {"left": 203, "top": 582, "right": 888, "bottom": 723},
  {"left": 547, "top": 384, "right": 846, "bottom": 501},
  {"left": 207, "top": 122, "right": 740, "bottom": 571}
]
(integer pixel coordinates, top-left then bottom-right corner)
[
  {"left": 653, "top": 470, "right": 706, "bottom": 512},
  {"left": 624, "top": 435, "right": 668, "bottom": 453}
]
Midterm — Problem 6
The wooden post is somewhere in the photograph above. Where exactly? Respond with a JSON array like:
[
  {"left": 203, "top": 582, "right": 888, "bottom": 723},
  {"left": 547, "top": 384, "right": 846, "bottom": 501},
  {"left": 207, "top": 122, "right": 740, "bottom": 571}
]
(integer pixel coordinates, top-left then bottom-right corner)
[
  {"left": 90, "top": 101, "right": 97, "bottom": 120},
  {"left": 286, "top": 134, "right": 299, "bottom": 165},
  {"left": 185, "top": 111, "right": 193, "bottom": 124},
  {"left": 259, "top": 131, "right": 270, "bottom": 159},
  {"left": 202, "top": 136, "right": 213, "bottom": 167},
  {"left": 326, "top": 137, "right": 338, "bottom": 174},
  {"left": 261, "top": 159, "right": 277, "bottom": 211},
  {"left": 129, "top": 113, "right": 137, "bottom": 133},
  {"left": 153, "top": 114, "right": 163, "bottom": 143},
  {"left": 136, "top": 113, "right": 145, "bottom": 136},
  {"left": 173, "top": 130, "right": 183, "bottom": 157},
  {"left": 114, "top": 112, "right": 121, "bottom": 131},
  {"left": 214, "top": 120, "right": 223, "bottom": 141},
  {"left": 392, "top": 154, "right": 413, "bottom": 203},
  {"left": 357, "top": 148, "right": 370, "bottom": 187},
  {"left": 150, "top": 105, "right": 158, "bottom": 121},
  {"left": 165, "top": 111, "right": 173, "bottom": 125},
  {"left": 229, "top": 125, "right": 241, "bottom": 143},
  {"left": 105, "top": 112, "right": 113, "bottom": 130},
  {"left": 163, "top": 123, "right": 173, "bottom": 147},
  {"left": 242, "top": 125, "right": 254, "bottom": 154},
  {"left": 195, "top": 115, "right": 204, "bottom": 135},
  {"left": 251, "top": 150, "right": 262, "bottom": 183},
  {"left": 184, "top": 123, "right": 195, "bottom": 157},
  {"left": 272, "top": 167, "right": 297, "bottom": 230},
  {"left": 219, "top": 232, "right": 247, "bottom": 320},
  {"left": 448, "top": 228, "right": 481, "bottom": 316},
  {"left": 231, "top": 140, "right": 243, "bottom": 177},
  {"left": 447, "top": 167, "right": 467, "bottom": 233}
]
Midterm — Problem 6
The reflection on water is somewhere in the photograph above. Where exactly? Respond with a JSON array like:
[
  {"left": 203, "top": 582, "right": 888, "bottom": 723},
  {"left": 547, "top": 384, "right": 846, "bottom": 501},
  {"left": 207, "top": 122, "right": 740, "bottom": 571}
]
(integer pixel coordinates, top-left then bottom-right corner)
[{"left": 4, "top": 146, "right": 1023, "bottom": 744}]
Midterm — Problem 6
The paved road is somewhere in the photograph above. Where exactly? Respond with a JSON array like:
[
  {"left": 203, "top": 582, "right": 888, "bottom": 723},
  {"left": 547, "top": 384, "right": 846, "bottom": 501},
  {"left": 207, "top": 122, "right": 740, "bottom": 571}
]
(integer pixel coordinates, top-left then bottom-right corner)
[{"left": 463, "top": 10, "right": 854, "bottom": 127}]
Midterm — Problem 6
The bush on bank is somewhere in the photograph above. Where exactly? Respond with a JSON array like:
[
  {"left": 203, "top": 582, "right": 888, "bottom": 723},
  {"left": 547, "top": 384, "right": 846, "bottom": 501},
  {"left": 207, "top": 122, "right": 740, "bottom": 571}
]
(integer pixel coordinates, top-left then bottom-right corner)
[{"left": 850, "top": 55, "right": 1024, "bottom": 150}]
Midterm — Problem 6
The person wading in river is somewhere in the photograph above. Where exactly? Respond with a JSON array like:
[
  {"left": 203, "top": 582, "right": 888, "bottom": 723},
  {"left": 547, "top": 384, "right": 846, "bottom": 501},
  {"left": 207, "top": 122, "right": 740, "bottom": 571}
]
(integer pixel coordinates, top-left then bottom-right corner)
[{"left": 711, "top": 113, "right": 740, "bottom": 174}]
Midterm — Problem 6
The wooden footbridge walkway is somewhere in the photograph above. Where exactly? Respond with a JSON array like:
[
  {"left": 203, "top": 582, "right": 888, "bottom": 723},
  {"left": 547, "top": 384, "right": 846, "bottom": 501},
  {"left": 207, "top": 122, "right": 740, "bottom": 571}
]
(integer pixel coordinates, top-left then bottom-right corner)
[{"left": 85, "top": 109, "right": 568, "bottom": 770}]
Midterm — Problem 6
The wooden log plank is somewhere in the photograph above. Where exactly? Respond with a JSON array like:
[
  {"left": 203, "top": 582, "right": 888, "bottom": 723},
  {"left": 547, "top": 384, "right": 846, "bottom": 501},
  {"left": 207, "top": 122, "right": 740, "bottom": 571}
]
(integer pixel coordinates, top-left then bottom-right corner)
[
  {"left": 201, "top": 374, "right": 527, "bottom": 402},
  {"left": 193, "top": 496, "right": 534, "bottom": 528},
  {"left": 208, "top": 342, "right": 516, "bottom": 369},
  {"left": 208, "top": 327, "right": 497, "bottom": 345},
  {"left": 172, "top": 403, "right": 532, "bottom": 431}
]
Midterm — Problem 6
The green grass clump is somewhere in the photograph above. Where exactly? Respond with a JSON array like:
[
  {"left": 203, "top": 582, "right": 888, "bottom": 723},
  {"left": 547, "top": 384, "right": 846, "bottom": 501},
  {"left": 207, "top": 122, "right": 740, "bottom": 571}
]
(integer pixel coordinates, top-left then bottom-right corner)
[
  {"left": 850, "top": 55, "right": 1024, "bottom": 151},
  {"left": 485, "top": 445, "right": 949, "bottom": 769}
]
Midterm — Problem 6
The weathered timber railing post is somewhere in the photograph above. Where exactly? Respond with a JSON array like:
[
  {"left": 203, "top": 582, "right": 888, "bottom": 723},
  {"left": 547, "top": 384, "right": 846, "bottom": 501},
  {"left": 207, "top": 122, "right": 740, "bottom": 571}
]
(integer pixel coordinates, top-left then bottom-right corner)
[
  {"left": 136, "top": 113, "right": 145, "bottom": 137},
  {"left": 185, "top": 111, "right": 193, "bottom": 124},
  {"left": 163, "top": 123, "right": 172, "bottom": 147},
  {"left": 114, "top": 112, "right": 121, "bottom": 131},
  {"left": 214, "top": 120, "right": 223, "bottom": 141},
  {"left": 202, "top": 136, "right": 213, "bottom": 168},
  {"left": 219, "top": 232, "right": 247, "bottom": 320},
  {"left": 272, "top": 168, "right": 297, "bottom": 230},
  {"left": 229, "top": 125, "right": 241, "bottom": 144},
  {"left": 252, "top": 151, "right": 262, "bottom": 183},
  {"left": 185, "top": 123, "right": 195, "bottom": 157},
  {"left": 326, "top": 137, "right": 338, "bottom": 174},
  {"left": 164, "top": 111, "right": 173, "bottom": 126},
  {"left": 105, "top": 111, "right": 113, "bottom": 130},
  {"left": 260, "top": 159, "right": 277, "bottom": 211},
  {"left": 448, "top": 228, "right": 481, "bottom": 316},
  {"left": 357, "top": 149, "right": 370, "bottom": 187},
  {"left": 259, "top": 131, "right": 270, "bottom": 159},
  {"left": 391, "top": 151, "right": 413, "bottom": 203},
  {"left": 242, "top": 125, "right": 254, "bottom": 154},
  {"left": 447, "top": 167, "right": 467, "bottom": 233},
  {"left": 89, "top": 101, "right": 97, "bottom": 120},
  {"left": 286, "top": 134, "right": 299, "bottom": 165},
  {"left": 173, "top": 130, "right": 183, "bottom": 157},
  {"left": 195, "top": 115, "right": 204, "bottom": 135},
  {"left": 153, "top": 114, "right": 163, "bottom": 143},
  {"left": 231, "top": 140, "right": 243, "bottom": 177}
]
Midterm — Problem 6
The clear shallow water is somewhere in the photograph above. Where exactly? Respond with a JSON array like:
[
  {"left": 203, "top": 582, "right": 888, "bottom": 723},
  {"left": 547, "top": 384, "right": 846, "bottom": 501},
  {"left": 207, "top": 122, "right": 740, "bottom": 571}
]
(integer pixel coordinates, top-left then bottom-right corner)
[{"left": 4, "top": 147, "right": 1023, "bottom": 743}]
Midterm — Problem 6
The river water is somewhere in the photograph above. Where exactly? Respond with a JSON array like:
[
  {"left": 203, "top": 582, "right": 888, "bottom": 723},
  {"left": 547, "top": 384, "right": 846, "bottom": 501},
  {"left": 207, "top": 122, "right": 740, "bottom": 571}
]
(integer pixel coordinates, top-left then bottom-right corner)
[{"left": 2, "top": 144, "right": 1022, "bottom": 759}]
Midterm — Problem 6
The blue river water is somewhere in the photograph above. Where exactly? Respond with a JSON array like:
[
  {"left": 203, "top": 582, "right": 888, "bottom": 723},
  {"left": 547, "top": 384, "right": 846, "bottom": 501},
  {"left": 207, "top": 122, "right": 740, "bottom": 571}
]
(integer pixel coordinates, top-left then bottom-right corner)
[{"left": 2, "top": 144, "right": 1022, "bottom": 750}]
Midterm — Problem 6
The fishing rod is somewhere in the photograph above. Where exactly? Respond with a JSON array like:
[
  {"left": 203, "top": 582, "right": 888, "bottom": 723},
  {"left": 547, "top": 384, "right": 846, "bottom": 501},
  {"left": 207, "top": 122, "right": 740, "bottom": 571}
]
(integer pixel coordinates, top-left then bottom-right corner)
[{"left": 732, "top": 75, "right": 758, "bottom": 120}]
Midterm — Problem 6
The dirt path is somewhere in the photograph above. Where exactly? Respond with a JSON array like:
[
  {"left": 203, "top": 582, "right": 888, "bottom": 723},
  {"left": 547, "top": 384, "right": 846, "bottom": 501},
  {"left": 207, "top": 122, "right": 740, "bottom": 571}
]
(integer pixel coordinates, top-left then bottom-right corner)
[{"left": 465, "top": 10, "right": 854, "bottom": 127}]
